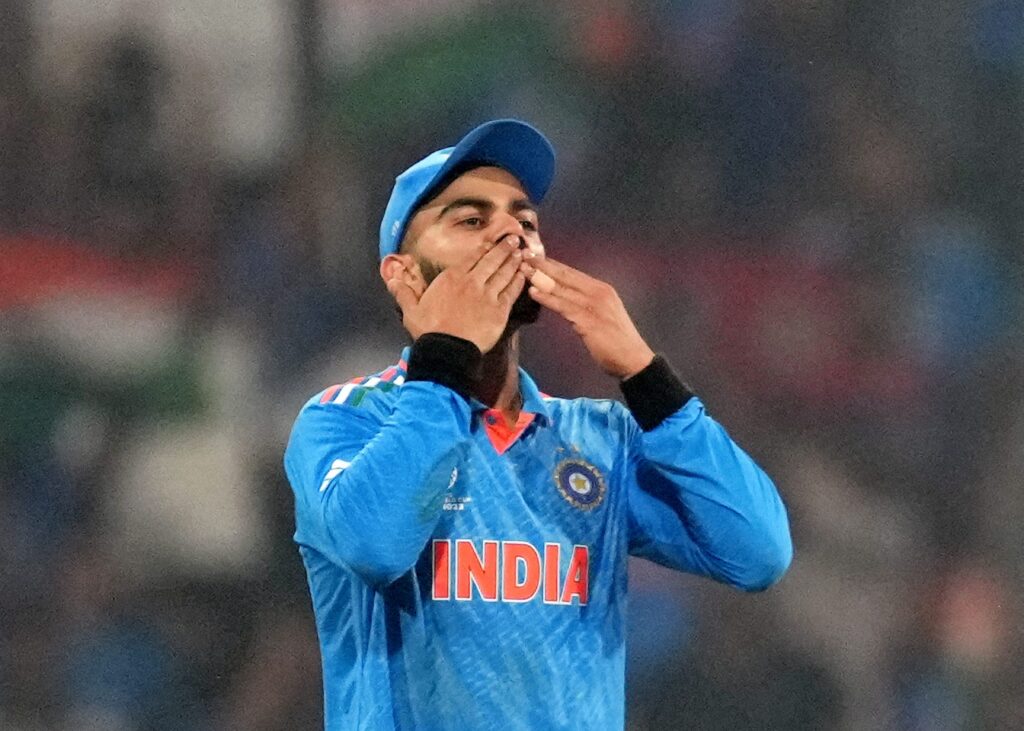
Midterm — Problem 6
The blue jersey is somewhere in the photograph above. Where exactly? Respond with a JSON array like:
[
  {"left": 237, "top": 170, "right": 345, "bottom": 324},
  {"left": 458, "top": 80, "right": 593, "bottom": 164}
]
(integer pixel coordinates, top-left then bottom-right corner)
[{"left": 283, "top": 348, "right": 791, "bottom": 730}]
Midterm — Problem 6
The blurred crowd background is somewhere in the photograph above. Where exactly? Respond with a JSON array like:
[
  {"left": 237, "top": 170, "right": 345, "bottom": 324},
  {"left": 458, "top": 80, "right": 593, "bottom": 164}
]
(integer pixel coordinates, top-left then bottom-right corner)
[{"left": 2, "top": 0, "right": 1022, "bottom": 729}]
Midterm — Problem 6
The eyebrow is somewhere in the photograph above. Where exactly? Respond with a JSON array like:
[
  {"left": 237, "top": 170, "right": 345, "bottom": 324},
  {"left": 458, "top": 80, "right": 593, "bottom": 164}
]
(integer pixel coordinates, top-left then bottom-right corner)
[{"left": 436, "top": 197, "right": 537, "bottom": 220}]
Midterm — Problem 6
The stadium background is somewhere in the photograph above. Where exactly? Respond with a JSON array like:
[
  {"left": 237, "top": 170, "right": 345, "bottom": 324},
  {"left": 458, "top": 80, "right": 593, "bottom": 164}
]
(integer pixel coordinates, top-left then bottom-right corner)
[{"left": 2, "top": 0, "right": 1022, "bottom": 728}]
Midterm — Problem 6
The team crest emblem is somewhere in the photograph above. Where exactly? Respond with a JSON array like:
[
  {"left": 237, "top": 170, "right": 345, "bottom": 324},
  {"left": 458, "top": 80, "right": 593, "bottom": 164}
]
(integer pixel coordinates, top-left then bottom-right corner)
[{"left": 554, "top": 458, "right": 606, "bottom": 511}]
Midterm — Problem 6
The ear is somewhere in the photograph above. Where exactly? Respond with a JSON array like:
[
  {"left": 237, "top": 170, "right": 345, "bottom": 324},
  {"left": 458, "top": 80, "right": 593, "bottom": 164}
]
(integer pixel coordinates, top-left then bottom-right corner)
[{"left": 380, "top": 253, "right": 417, "bottom": 286}]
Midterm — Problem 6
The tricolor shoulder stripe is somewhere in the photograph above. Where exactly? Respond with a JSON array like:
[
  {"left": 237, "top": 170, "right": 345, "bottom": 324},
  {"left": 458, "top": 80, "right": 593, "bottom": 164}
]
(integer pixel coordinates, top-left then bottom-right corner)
[
  {"left": 320, "top": 384, "right": 343, "bottom": 404},
  {"left": 319, "top": 360, "right": 407, "bottom": 408}
]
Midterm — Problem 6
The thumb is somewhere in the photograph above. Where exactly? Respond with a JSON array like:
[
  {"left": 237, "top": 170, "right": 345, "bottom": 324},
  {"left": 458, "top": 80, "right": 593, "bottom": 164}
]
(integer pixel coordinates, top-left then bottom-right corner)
[{"left": 387, "top": 277, "right": 419, "bottom": 313}]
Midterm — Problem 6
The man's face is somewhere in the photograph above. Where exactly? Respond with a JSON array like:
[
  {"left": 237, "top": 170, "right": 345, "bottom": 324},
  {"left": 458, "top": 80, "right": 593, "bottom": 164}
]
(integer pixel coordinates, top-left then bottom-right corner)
[{"left": 399, "top": 166, "right": 545, "bottom": 325}]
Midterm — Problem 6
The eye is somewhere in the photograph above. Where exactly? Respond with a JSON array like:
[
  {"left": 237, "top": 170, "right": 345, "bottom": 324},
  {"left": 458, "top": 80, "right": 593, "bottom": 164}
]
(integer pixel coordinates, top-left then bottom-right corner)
[
  {"left": 520, "top": 219, "right": 538, "bottom": 232},
  {"left": 459, "top": 216, "right": 484, "bottom": 228}
]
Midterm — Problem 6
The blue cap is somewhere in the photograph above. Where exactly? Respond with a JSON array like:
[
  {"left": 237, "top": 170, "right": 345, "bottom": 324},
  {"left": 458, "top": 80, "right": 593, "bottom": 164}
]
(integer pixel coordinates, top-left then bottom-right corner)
[{"left": 378, "top": 119, "right": 556, "bottom": 259}]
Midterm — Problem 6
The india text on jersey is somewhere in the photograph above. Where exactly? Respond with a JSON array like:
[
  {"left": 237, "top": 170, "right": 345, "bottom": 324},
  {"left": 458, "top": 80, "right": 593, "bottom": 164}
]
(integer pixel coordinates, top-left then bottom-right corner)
[{"left": 431, "top": 539, "right": 589, "bottom": 605}]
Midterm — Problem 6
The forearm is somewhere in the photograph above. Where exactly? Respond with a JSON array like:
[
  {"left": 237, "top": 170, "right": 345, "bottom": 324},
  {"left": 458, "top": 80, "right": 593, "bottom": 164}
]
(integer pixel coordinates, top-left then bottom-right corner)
[
  {"left": 623, "top": 358, "right": 792, "bottom": 590},
  {"left": 317, "top": 334, "right": 482, "bottom": 585},
  {"left": 644, "top": 405, "right": 791, "bottom": 589}
]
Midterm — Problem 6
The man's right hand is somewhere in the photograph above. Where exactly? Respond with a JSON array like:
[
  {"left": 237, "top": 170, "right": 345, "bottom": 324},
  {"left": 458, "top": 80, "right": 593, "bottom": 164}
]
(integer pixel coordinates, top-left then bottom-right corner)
[{"left": 387, "top": 236, "right": 526, "bottom": 354}]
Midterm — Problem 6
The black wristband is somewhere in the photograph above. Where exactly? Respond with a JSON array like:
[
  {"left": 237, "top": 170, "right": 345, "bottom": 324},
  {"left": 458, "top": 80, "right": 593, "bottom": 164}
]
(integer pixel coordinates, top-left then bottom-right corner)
[
  {"left": 406, "top": 333, "right": 482, "bottom": 401},
  {"left": 620, "top": 355, "right": 695, "bottom": 431}
]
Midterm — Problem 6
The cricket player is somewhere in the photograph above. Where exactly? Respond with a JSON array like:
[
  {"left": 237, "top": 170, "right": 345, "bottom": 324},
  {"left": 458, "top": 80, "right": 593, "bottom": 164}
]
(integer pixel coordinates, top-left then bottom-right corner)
[{"left": 284, "top": 119, "right": 792, "bottom": 730}]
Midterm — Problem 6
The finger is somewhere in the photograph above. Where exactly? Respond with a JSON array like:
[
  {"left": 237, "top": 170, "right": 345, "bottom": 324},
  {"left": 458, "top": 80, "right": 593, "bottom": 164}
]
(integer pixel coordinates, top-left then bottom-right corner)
[
  {"left": 529, "top": 269, "right": 557, "bottom": 294},
  {"left": 499, "top": 271, "right": 527, "bottom": 303},
  {"left": 468, "top": 236, "right": 519, "bottom": 279},
  {"left": 524, "top": 266, "right": 591, "bottom": 309},
  {"left": 387, "top": 278, "right": 419, "bottom": 313},
  {"left": 521, "top": 237, "right": 545, "bottom": 260},
  {"left": 532, "top": 256, "right": 603, "bottom": 294},
  {"left": 486, "top": 248, "right": 523, "bottom": 294},
  {"left": 528, "top": 284, "right": 587, "bottom": 321}
]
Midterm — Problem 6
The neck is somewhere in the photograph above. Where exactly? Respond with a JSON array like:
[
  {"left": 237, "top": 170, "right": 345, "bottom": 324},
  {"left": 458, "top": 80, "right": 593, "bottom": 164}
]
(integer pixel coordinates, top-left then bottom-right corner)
[{"left": 473, "top": 332, "right": 522, "bottom": 413}]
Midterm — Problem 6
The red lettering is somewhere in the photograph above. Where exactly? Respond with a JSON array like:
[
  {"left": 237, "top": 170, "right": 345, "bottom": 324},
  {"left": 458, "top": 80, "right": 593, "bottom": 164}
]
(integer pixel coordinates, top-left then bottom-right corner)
[
  {"left": 431, "top": 540, "right": 590, "bottom": 606},
  {"left": 543, "top": 543, "right": 561, "bottom": 604},
  {"left": 560, "top": 545, "right": 589, "bottom": 605},
  {"left": 456, "top": 539, "right": 499, "bottom": 601},
  {"left": 502, "top": 542, "right": 542, "bottom": 602},
  {"left": 432, "top": 540, "right": 450, "bottom": 600}
]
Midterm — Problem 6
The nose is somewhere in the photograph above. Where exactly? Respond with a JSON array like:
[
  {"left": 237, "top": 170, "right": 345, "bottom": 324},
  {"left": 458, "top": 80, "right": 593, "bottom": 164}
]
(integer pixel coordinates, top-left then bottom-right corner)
[{"left": 493, "top": 212, "right": 526, "bottom": 249}]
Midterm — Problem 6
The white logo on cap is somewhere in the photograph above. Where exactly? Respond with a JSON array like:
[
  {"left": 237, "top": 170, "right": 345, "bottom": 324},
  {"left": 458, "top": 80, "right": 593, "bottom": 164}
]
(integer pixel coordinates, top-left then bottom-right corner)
[{"left": 391, "top": 221, "right": 400, "bottom": 237}]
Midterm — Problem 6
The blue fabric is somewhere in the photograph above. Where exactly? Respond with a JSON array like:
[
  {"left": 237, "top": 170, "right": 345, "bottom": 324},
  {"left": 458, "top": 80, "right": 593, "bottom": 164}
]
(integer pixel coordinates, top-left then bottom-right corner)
[{"left": 284, "top": 350, "right": 791, "bottom": 730}]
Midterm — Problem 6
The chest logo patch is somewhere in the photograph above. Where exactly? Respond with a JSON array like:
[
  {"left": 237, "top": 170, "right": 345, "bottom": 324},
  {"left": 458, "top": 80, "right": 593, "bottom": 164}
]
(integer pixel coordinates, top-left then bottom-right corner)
[{"left": 554, "top": 458, "right": 606, "bottom": 511}]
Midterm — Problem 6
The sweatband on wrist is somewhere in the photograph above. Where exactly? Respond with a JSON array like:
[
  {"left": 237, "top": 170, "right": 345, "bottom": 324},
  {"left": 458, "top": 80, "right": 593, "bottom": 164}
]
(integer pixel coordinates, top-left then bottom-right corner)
[
  {"left": 406, "top": 333, "right": 482, "bottom": 401},
  {"left": 620, "top": 355, "right": 695, "bottom": 431}
]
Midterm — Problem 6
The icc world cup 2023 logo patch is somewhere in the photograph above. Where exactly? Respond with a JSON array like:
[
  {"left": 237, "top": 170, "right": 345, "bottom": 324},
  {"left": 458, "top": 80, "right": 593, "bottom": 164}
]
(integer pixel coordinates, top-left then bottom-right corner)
[{"left": 554, "top": 458, "right": 606, "bottom": 511}]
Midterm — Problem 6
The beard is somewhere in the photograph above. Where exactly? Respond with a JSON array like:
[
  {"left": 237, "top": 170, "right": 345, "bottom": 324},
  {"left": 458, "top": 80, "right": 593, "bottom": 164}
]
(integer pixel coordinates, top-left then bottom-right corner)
[{"left": 418, "top": 256, "right": 541, "bottom": 329}]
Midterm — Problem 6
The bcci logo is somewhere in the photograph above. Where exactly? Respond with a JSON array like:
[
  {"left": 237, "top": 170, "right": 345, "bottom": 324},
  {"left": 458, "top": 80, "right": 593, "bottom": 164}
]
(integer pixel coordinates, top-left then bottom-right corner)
[{"left": 554, "top": 458, "right": 606, "bottom": 511}]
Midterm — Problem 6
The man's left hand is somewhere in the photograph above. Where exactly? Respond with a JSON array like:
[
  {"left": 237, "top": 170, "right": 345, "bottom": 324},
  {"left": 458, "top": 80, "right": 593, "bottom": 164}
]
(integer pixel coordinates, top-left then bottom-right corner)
[{"left": 520, "top": 256, "right": 655, "bottom": 379}]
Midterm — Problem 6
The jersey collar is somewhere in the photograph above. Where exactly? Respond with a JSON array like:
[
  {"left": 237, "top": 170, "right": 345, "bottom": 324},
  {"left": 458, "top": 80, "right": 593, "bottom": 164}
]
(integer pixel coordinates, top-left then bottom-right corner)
[{"left": 397, "top": 346, "right": 552, "bottom": 424}]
